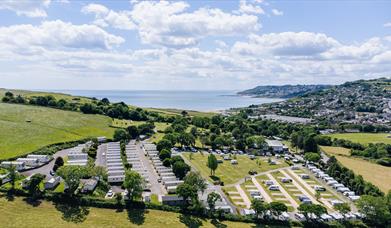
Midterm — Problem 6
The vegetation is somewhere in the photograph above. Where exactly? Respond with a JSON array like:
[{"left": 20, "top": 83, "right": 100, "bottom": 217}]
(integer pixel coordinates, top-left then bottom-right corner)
[
  {"left": 322, "top": 146, "right": 391, "bottom": 192},
  {"left": 0, "top": 103, "right": 115, "bottom": 160},
  {"left": 325, "top": 156, "right": 383, "bottom": 196},
  {"left": 0, "top": 197, "right": 254, "bottom": 227},
  {"left": 123, "top": 170, "right": 144, "bottom": 201},
  {"left": 183, "top": 153, "right": 287, "bottom": 185},
  {"left": 331, "top": 133, "right": 391, "bottom": 145},
  {"left": 207, "top": 153, "right": 218, "bottom": 176}
]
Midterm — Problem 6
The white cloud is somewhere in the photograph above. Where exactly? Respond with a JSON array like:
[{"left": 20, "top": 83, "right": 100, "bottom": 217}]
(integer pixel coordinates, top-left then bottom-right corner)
[
  {"left": 238, "top": 0, "right": 265, "bottom": 15},
  {"left": 232, "top": 32, "right": 340, "bottom": 56},
  {"left": 0, "top": 20, "right": 125, "bottom": 51},
  {"left": 0, "top": 0, "right": 51, "bottom": 18},
  {"left": 82, "top": 3, "right": 136, "bottom": 30},
  {"left": 384, "top": 22, "right": 391, "bottom": 27},
  {"left": 272, "top": 9, "right": 283, "bottom": 16},
  {"left": 130, "top": 1, "right": 260, "bottom": 47}
]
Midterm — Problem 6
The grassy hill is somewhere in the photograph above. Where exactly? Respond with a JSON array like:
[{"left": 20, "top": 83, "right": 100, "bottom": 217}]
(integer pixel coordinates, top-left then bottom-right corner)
[
  {"left": 330, "top": 133, "right": 391, "bottom": 145},
  {"left": 0, "top": 197, "right": 254, "bottom": 228},
  {"left": 0, "top": 103, "right": 115, "bottom": 160},
  {"left": 321, "top": 146, "right": 391, "bottom": 192}
]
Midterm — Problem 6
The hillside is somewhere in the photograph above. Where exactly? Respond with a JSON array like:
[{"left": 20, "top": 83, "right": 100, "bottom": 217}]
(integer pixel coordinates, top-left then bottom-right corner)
[
  {"left": 247, "top": 78, "right": 391, "bottom": 125},
  {"left": 0, "top": 103, "right": 115, "bottom": 160},
  {"left": 238, "top": 84, "right": 331, "bottom": 98}
]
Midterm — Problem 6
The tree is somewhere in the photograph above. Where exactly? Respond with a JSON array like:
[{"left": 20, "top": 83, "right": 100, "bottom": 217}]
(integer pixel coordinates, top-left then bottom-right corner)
[
  {"left": 57, "top": 166, "right": 86, "bottom": 196},
  {"left": 163, "top": 158, "right": 171, "bottom": 167},
  {"left": 207, "top": 192, "right": 221, "bottom": 212},
  {"left": 181, "top": 110, "right": 188, "bottom": 117},
  {"left": 177, "top": 183, "right": 197, "bottom": 204},
  {"left": 115, "top": 192, "right": 123, "bottom": 209},
  {"left": 172, "top": 161, "right": 190, "bottom": 179},
  {"left": 190, "top": 127, "right": 198, "bottom": 137},
  {"left": 6, "top": 165, "right": 17, "bottom": 191},
  {"left": 156, "top": 139, "right": 173, "bottom": 152},
  {"left": 207, "top": 154, "right": 218, "bottom": 176},
  {"left": 315, "top": 191, "right": 321, "bottom": 201},
  {"left": 304, "top": 152, "right": 321, "bottom": 162},
  {"left": 159, "top": 149, "right": 171, "bottom": 161},
  {"left": 127, "top": 125, "right": 139, "bottom": 139},
  {"left": 123, "top": 170, "right": 144, "bottom": 201},
  {"left": 53, "top": 157, "right": 64, "bottom": 172},
  {"left": 113, "top": 129, "right": 129, "bottom": 141},
  {"left": 357, "top": 195, "right": 391, "bottom": 227},
  {"left": 184, "top": 172, "right": 207, "bottom": 194},
  {"left": 246, "top": 136, "right": 265, "bottom": 149},
  {"left": 178, "top": 132, "right": 195, "bottom": 147},
  {"left": 334, "top": 203, "right": 351, "bottom": 215},
  {"left": 200, "top": 135, "right": 209, "bottom": 149},
  {"left": 298, "top": 203, "right": 327, "bottom": 220},
  {"left": 269, "top": 202, "right": 288, "bottom": 217},
  {"left": 303, "top": 134, "right": 318, "bottom": 152},
  {"left": 251, "top": 199, "right": 268, "bottom": 219},
  {"left": 27, "top": 174, "right": 45, "bottom": 199}
]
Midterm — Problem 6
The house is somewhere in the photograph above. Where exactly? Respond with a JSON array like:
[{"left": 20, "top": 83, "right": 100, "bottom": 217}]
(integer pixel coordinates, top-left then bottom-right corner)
[
  {"left": 265, "top": 140, "right": 284, "bottom": 153},
  {"left": 81, "top": 178, "right": 98, "bottom": 193},
  {"left": 16, "top": 158, "right": 39, "bottom": 167},
  {"left": 1, "top": 161, "right": 25, "bottom": 171},
  {"left": 45, "top": 176, "right": 61, "bottom": 190}
]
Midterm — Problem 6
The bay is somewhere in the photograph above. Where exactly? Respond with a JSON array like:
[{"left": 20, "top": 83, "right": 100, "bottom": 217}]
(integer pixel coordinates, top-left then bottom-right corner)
[{"left": 50, "top": 90, "right": 283, "bottom": 111}]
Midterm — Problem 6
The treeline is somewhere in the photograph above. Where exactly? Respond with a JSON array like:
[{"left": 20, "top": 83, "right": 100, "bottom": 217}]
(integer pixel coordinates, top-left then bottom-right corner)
[
  {"left": 325, "top": 156, "right": 383, "bottom": 197},
  {"left": 1, "top": 91, "right": 170, "bottom": 122},
  {"left": 316, "top": 135, "right": 391, "bottom": 167}
]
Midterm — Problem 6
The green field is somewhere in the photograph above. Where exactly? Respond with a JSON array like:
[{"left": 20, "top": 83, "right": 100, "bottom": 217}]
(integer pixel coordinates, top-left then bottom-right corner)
[
  {"left": 321, "top": 146, "right": 391, "bottom": 192},
  {"left": 330, "top": 133, "right": 391, "bottom": 145},
  {"left": 0, "top": 197, "right": 254, "bottom": 228},
  {"left": 183, "top": 153, "right": 288, "bottom": 185},
  {"left": 0, "top": 103, "right": 116, "bottom": 160}
]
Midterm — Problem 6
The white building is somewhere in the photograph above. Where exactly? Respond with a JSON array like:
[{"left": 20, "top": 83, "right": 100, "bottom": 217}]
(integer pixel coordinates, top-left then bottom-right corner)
[
  {"left": 265, "top": 140, "right": 284, "bottom": 153},
  {"left": 1, "top": 161, "right": 25, "bottom": 171},
  {"left": 45, "top": 176, "right": 61, "bottom": 189}
]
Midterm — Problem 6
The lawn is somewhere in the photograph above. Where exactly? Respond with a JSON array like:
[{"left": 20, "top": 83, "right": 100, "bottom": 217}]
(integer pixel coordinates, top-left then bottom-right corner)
[
  {"left": 321, "top": 147, "right": 391, "bottom": 193},
  {"left": 320, "top": 146, "right": 351, "bottom": 156},
  {"left": 330, "top": 133, "right": 391, "bottom": 145},
  {"left": 0, "top": 197, "right": 253, "bottom": 228},
  {"left": 0, "top": 103, "right": 116, "bottom": 160},
  {"left": 183, "top": 153, "right": 288, "bottom": 185}
]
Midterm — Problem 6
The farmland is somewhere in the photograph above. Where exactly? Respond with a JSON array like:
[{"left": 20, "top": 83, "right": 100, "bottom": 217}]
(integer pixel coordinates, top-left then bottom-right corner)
[
  {"left": 0, "top": 197, "right": 253, "bottom": 228},
  {"left": 182, "top": 152, "right": 288, "bottom": 185},
  {"left": 321, "top": 146, "right": 391, "bottom": 192},
  {"left": 330, "top": 133, "right": 391, "bottom": 145},
  {"left": 0, "top": 103, "right": 115, "bottom": 160}
]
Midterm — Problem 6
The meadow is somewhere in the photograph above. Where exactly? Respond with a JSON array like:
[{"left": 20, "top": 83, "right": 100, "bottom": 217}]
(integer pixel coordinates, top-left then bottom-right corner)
[
  {"left": 183, "top": 153, "right": 288, "bottom": 185},
  {"left": 330, "top": 133, "right": 391, "bottom": 145},
  {"left": 0, "top": 103, "right": 115, "bottom": 160},
  {"left": 0, "top": 197, "right": 254, "bottom": 228},
  {"left": 321, "top": 146, "right": 391, "bottom": 192}
]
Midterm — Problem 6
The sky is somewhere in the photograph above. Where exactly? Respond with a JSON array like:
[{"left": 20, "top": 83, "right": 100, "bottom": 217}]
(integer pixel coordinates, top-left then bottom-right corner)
[{"left": 0, "top": 0, "right": 390, "bottom": 91}]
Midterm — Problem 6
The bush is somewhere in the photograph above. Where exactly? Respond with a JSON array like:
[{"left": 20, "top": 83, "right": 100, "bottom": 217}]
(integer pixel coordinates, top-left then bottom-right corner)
[
  {"left": 377, "top": 157, "right": 391, "bottom": 167},
  {"left": 163, "top": 158, "right": 171, "bottom": 167}
]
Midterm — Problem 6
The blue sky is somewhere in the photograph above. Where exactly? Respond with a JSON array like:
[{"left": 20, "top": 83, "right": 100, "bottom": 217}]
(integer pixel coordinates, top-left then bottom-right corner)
[{"left": 0, "top": 0, "right": 390, "bottom": 90}]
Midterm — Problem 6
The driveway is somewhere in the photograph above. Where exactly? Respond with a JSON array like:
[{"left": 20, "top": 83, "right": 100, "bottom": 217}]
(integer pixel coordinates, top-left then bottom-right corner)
[
  {"left": 21, "top": 147, "right": 71, "bottom": 180},
  {"left": 235, "top": 184, "right": 251, "bottom": 209},
  {"left": 251, "top": 176, "right": 273, "bottom": 203},
  {"left": 266, "top": 173, "right": 299, "bottom": 210},
  {"left": 95, "top": 143, "right": 107, "bottom": 167}
]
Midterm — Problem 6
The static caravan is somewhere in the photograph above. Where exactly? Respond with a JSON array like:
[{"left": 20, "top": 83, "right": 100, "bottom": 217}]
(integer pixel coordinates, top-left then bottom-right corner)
[
  {"left": 164, "top": 180, "right": 184, "bottom": 187},
  {"left": 45, "top": 176, "right": 61, "bottom": 190},
  {"left": 16, "top": 158, "right": 39, "bottom": 167},
  {"left": 1, "top": 161, "right": 25, "bottom": 171},
  {"left": 167, "top": 185, "right": 177, "bottom": 194},
  {"left": 108, "top": 175, "right": 125, "bottom": 183},
  {"left": 27, "top": 154, "right": 51, "bottom": 163},
  {"left": 337, "top": 187, "right": 350, "bottom": 193}
]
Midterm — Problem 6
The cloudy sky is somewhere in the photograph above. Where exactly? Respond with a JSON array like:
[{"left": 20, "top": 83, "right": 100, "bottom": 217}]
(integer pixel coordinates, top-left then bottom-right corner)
[{"left": 0, "top": 0, "right": 390, "bottom": 90}]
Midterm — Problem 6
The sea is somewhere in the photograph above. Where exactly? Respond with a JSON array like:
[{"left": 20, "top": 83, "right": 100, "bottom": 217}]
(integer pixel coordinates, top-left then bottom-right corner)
[{"left": 50, "top": 90, "right": 284, "bottom": 112}]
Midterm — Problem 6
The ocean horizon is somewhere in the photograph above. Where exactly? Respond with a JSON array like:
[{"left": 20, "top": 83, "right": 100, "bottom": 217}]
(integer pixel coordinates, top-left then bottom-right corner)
[{"left": 47, "top": 89, "right": 283, "bottom": 112}]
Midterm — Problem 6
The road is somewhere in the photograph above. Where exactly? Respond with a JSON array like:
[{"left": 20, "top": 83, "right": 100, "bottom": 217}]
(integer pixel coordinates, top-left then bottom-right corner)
[
  {"left": 21, "top": 147, "right": 71, "bottom": 180},
  {"left": 95, "top": 143, "right": 107, "bottom": 167},
  {"left": 251, "top": 176, "right": 272, "bottom": 203},
  {"left": 136, "top": 141, "right": 166, "bottom": 195},
  {"left": 235, "top": 184, "right": 251, "bottom": 209}
]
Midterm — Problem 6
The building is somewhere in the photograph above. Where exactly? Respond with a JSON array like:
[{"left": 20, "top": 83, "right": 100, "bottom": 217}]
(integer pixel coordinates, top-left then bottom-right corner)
[
  {"left": 26, "top": 154, "right": 51, "bottom": 163},
  {"left": 1, "top": 161, "right": 25, "bottom": 171},
  {"left": 81, "top": 178, "right": 98, "bottom": 193},
  {"left": 265, "top": 140, "right": 285, "bottom": 153},
  {"left": 44, "top": 176, "right": 61, "bottom": 190},
  {"left": 97, "top": 136, "right": 107, "bottom": 143},
  {"left": 161, "top": 195, "right": 185, "bottom": 206},
  {"left": 16, "top": 158, "right": 39, "bottom": 167}
]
